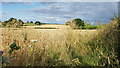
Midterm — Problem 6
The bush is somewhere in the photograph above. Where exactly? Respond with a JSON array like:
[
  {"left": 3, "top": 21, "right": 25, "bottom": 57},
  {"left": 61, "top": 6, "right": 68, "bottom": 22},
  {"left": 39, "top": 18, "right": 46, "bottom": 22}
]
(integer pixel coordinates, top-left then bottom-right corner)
[
  {"left": 71, "top": 18, "right": 85, "bottom": 29},
  {"left": 80, "top": 25, "right": 102, "bottom": 29},
  {"left": 8, "top": 42, "right": 21, "bottom": 55},
  {"left": 35, "top": 21, "right": 41, "bottom": 25},
  {"left": 65, "top": 21, "right": 71, "bottom": 25}
]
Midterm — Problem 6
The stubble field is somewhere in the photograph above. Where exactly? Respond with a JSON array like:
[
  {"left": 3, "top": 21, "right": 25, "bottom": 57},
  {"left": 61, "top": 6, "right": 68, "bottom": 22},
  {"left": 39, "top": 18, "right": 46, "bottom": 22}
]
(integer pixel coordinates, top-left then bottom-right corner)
[{"left": 1, "top": 25, "right": 101, "bottom": 66}]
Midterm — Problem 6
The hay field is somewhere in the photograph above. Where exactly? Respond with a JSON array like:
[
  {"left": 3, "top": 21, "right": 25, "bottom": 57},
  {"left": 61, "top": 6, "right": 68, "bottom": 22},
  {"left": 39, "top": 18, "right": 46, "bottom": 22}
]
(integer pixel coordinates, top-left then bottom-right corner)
[{"left": 1, "top": 25, "right": 97, "bottom": 66}]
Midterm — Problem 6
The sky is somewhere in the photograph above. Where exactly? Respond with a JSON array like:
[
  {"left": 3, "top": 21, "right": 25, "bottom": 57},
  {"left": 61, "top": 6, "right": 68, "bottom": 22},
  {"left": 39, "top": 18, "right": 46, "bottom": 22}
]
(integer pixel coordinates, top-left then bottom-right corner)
[
  {"left": 1, "top": 0, "right": 119, "bottom": 2},
  {"left": 1, "top": 2, "right": 118, "bottom": 24}
]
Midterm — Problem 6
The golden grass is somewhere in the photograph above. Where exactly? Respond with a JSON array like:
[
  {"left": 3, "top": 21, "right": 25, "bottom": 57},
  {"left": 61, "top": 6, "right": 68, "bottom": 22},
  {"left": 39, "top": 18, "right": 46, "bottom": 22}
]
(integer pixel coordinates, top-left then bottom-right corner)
[{"left": 1, "top": 25, "right": 97, "bottom": 66}]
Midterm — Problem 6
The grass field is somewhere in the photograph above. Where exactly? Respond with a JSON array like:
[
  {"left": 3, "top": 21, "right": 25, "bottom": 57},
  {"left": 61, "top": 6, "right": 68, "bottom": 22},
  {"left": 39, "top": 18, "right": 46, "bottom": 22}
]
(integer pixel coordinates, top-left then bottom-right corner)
[
  {"left": 23, "top": 23, "right": 36, "bottom": 26},
  {"left": 1, "top": 19, "right": 119, "bottom": 66},
  {"left": 1, "top": 25, "right": 98, "bottom": 66}
]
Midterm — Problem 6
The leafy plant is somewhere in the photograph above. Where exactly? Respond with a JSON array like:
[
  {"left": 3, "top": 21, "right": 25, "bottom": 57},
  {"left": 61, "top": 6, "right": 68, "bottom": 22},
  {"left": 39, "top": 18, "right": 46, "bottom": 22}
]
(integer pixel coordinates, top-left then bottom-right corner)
[{"left": 8, "top": 42, "right": 21, "bottom": 55}]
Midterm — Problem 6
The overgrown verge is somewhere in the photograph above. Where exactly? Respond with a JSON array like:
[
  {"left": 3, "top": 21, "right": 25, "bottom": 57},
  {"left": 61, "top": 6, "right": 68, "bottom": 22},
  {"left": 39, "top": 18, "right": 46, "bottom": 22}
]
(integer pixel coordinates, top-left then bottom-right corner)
[{"left": 85, "top": 18, "right": 120, "bottom": 67}]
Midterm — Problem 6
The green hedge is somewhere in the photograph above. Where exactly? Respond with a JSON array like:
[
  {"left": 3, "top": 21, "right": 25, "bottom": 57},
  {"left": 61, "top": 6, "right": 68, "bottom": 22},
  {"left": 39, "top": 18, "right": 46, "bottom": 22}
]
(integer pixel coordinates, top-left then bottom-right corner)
[{"left": 78, "top": 25, "right": 102, "bottom": 29}]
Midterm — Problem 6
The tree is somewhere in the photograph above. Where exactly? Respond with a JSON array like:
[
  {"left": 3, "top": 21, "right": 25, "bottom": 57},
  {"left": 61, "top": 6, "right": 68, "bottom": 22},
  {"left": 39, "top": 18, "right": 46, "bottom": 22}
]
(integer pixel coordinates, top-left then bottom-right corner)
[
  {"left": 65, "top": 21, "right": 71, "bottom": 25},
  {"left": 1, "top": 18, "right": 24, "bottom": 27},
  {"left": 71, "top": 18, "right": 85, "bottom": 28},
  {"left": 18, "top": 19, "right": 24, "bottom": 26},
  {"left": 8, "top": 18, "right": 17, "bottom": 25},
  {"left": 30, "top": 21, "right": 33, "bottom": 23},
  {"left": 35, "top": 21, "right": 41, "bottom": 25},
  {"left": 8, "top": 17, "right": 16, "bottom": 21}
]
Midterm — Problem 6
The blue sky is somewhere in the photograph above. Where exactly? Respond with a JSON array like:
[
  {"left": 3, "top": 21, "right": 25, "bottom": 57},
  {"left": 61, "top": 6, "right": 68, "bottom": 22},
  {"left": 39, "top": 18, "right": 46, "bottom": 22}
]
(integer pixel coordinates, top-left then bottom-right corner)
[{"left": 1, "top": 2, "right": 118, "bottom": 24}]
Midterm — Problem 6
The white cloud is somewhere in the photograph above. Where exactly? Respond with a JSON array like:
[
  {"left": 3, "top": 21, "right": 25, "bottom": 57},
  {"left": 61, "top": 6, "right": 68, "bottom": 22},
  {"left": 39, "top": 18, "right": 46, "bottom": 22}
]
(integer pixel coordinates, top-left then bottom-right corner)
[
  {"left": 0, "top": 12, "right": 8, "bottom": 15},
  {"left": 2, "top": 2, "right": 118, "bottom": 24},
  {"left": 24, "top": 2, "right": 117, "bottom": 23},
  {"left": 46, "top": 17, "right": 54, "bottom": 19}
]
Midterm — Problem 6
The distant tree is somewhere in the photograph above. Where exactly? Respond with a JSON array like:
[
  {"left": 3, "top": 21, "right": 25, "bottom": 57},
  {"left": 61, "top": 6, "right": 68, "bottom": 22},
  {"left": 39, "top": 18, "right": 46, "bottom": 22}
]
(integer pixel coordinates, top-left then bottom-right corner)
[
  {"left": 18, "top": 19, "right": 24, "bottom": 26},
  {"left": 65, "top": 21, "right": 71, "bottom": 25},
  {"left": 8, "top": 18, "right": 17, "bottom": 23},
  {"left": 30, "top": 21, "right": 33, "bottom": 23},
  {"left": 8, "top": 17, "right": 15, "bottom": 21},
  {"left": 1, "top": 18, "right": 24, "bottom": 27},
  {"left": 71, "top": 18, "right": 85, "bottom": 28},
  {"left": 35, "top": 21, "right": 41, "bottom": 25},
  {"left": 27, "top": 21, "right": 29, "bottom": 23}
]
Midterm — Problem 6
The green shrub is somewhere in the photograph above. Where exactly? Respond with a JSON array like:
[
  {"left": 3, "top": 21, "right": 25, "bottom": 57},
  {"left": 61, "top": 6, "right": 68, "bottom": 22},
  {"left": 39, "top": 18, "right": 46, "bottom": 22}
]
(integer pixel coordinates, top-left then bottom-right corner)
[
  {"left": 35, "top": 21, "right": 41, "bottom": 25},
  {"left": 8, "top": 42, "right": 21, "bottom": 55},
  {"left": 71, "top": 18, "right": 85, "bottom": 29},
  {"left": 77, "top": 25, "right": 103, "bottom": 29}
]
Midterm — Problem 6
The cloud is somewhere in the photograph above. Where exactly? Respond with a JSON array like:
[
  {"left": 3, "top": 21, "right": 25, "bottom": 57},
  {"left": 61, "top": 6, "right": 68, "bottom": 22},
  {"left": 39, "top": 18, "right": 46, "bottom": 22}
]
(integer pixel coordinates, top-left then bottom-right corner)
[
  {"left": 23, "top": 2, "right": 117, "bottom": 23},
  {"left": 46, "top": 16, "right": 54, "bottom": 19},
  {"left": 2, "top": 2, "right": 35, "bottom": 5},
  {"left": 24, "top": 2, "right": 72, "bottom": 16},
  {"left": 1, "top": 0, "right": 119, "bottom": 2},
  {"left": 46, "top": 16, "right": 61, "bottom": 22},
  {"left": 70, "top": 2, "right": 118, "bottom": 17},
  {"left": 0, "top": 12, "right": 8, "bottom": 14},
  {"left": 2, "top": 2, "right": 118, "bottom": 24}
]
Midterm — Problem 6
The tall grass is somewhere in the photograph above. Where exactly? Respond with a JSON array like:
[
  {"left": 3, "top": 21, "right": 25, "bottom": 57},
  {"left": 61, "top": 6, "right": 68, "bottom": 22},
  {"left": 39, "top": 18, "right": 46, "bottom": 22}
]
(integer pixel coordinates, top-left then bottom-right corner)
[
  {"left": 2, "top": 27, "right": 96, "bottom": 66},
  {"left": 85, "top": 18, "right": 120, "bottom": 67},
  {"left": 1, "top": 18, "right": 119, "bottom": 67}
]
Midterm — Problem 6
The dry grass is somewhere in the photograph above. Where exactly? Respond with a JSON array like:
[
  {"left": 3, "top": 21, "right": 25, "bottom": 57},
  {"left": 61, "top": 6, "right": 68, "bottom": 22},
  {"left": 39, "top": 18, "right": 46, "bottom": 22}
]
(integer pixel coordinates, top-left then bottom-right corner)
[{"left": 1, "top": 25, "right": 97, "bottom": 66}]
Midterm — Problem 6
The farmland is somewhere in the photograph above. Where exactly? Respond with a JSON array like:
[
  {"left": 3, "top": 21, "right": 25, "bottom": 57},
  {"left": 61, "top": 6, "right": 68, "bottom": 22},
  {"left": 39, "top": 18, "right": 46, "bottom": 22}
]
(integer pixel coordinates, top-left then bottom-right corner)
[
  {"left": 1, "top": 24, "right": 98, "bottom": 66},
  {"left": 1, "top": 18, "right": 119, "bottom": 67},
  {"left": 0, "top": 15, "right": 119, "bottom": 68}
]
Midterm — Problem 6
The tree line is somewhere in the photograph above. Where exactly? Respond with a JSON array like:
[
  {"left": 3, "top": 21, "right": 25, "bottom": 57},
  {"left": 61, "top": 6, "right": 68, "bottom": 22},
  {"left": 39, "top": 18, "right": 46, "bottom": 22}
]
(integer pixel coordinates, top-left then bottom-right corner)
[
  {"left": 1, "top": 18, "right": 41, "bottom": 27},
  {"left": 26, "top": 21, "right": 41, "bottom": 25}
]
